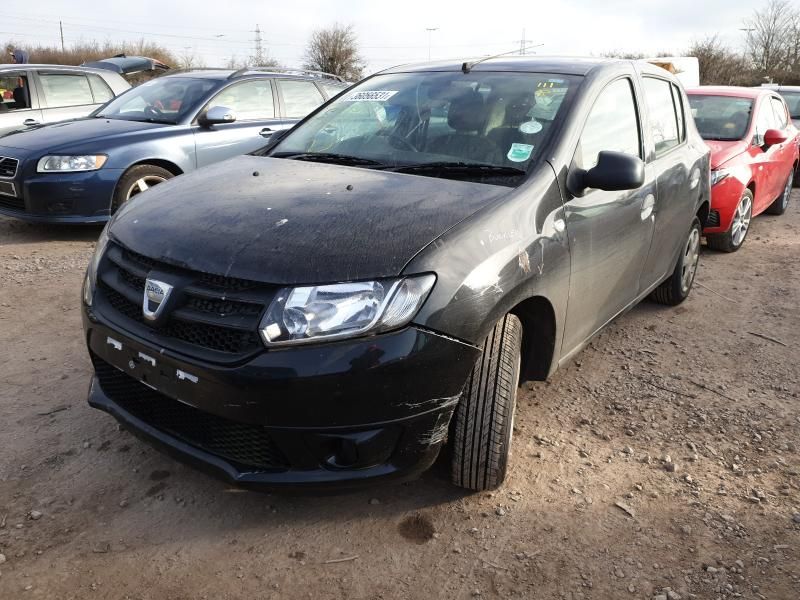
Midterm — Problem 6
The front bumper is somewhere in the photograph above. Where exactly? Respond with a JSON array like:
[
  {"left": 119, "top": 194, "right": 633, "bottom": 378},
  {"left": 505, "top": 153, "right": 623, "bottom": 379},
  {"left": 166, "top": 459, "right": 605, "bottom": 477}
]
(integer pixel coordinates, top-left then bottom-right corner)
[
  {"left": 704, "top": 175, "right": 744, "bottom": 235},
  {"left": 83, "top": 309, "right": 480, "bottom": 490},
  {"left": 0, "top": 168, "right": 123, "bottom": 223}
]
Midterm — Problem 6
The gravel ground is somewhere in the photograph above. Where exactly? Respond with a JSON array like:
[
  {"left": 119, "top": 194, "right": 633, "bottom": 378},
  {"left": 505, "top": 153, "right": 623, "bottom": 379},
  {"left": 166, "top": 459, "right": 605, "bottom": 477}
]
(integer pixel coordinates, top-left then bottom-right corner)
[{"left": 0, "top": 196, "right": 798, "bottom": 600}]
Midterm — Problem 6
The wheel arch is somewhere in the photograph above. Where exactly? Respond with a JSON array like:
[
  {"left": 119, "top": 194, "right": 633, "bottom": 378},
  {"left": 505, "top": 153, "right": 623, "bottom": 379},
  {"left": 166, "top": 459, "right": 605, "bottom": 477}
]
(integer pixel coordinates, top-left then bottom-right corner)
[
  {"left": 696, "top": 199, "right": 710, "bottom": 228},
  {"left": 126, "top": 159, "right": 184, "bottom": 177},
  {"left": 508, "top": 294, "right": 557, "bottom": 383}
]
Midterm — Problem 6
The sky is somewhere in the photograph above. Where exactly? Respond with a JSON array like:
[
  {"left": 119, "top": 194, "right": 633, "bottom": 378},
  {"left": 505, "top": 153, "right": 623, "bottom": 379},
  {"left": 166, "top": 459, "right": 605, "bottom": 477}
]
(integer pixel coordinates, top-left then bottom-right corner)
[{"left": 0, "top": 0, "right": 764, "bottom": 71}]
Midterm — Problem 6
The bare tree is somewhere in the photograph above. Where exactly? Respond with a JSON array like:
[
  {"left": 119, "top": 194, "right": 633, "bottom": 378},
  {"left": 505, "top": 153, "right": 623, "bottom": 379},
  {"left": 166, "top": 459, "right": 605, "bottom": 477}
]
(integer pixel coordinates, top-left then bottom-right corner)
[
  {"left": 178, "top": 48, "right": 206, "bottom": 70},
  {"left": 744, "top": 0, "right": 797, "bottom": 80},
  {"left": 687, "top": 35, "right": 755, "bottom": 86},
  {"left": 303, "top": 24, "right": 365, "bottom": 80}
]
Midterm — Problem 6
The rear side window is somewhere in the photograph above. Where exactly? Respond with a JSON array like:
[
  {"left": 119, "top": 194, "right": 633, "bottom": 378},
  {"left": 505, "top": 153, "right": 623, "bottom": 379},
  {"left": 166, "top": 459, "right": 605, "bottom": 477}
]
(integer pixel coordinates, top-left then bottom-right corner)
[
  {"left": 278, "top": 80, "right": 325, "bottom": 118},
  {"left": 576, "top": 78, "right": 641, "bottom": 169},
  {"left": 643, "top": 77, "right": 681, "bottom": 156},
  {"left": 671, "top": 84, "right": 686, "bottom": 142},
  {"left": 39, "top": 73, "right": 94, "bottom": 107},
  {"left": 210, "top": 79, "right": 275, "bottom": 120},
  {"left": 319, "top": 81, "right": 347, "bottom": 99},
  {"left": 770, "top": 96, "right": 789, "bottom": 129},
  {"left": 88, "top": 74, "right": 114, "bottom": 104}
]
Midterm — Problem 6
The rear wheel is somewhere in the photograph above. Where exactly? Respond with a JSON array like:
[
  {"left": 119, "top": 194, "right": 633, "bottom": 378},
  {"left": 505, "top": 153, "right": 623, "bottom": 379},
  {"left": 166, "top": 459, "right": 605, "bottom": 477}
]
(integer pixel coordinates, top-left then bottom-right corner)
[
  {"left": 111, "top": 165, "right": 173, "bottom": 213},
  {"left": 765, "top": 170, "right": 793, "bottom": 215},
  {"left": 451, "top": 314, "right": 522, "bottom": 491},
  {"left": 706, "top": 189, "right": 753, "bottom": 252},
  {"left": 650, "top": 217, "right": 701, "bottom": 306}
]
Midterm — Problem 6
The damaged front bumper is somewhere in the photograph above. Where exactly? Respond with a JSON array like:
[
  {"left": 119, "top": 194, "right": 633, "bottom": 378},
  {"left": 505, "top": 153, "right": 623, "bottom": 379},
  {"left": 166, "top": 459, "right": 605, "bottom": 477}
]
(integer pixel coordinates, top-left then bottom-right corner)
[{"left": 84, "top": 309, "right": 480, "bottom": 490}]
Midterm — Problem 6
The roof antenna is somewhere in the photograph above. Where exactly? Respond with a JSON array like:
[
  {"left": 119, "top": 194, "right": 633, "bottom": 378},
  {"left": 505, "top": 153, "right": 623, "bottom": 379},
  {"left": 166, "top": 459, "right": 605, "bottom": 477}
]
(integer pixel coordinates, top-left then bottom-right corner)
[{"left": 461, "top": 44, "right": 544, "bottom": 73}]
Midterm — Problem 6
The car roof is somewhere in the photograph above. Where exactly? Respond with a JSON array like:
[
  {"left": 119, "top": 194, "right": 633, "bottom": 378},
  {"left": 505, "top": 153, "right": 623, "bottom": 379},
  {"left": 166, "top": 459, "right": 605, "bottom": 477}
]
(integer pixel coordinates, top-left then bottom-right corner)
[
  {"left": 0, "top": 63, "right": 117, "bottom": 76},
  {"left": 761, "top": 84, "right": 800, "bottom": 92},
  {"left": 686, "top": 86, "right": 774, "bottom": 99},
  {"left": 164, "top": 69, "right": 348, "bottom": 83},
  {"left": 379, "top": 55, "right": 621, "bottom": 76}
]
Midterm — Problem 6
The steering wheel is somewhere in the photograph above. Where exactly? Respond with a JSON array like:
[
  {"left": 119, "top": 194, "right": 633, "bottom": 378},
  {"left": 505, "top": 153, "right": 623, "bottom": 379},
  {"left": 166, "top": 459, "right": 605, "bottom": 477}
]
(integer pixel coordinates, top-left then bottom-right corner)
[
  {"left": 384, "top": 133, "right": 417, "bottom": 152},
  {"left": 144, "top": 105, "right": 165, "bottom": 119}
]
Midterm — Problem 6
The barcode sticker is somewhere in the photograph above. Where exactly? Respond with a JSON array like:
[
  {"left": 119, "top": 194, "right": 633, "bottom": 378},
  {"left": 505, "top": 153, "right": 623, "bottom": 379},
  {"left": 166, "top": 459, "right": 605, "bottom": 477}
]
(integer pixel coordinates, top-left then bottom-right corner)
[{"left": 345, "top": 90, "right": 398, "bottom": 102}]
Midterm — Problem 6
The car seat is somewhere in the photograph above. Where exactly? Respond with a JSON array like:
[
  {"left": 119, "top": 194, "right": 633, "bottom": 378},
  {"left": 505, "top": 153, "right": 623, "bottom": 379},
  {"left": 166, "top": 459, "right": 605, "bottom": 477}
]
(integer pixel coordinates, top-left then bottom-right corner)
[
  {"left": 12, "top": 85, "right": 29, "bottom": 109},
  {"left": 426, "top": 91, "right": 501, "bottom": 163}
]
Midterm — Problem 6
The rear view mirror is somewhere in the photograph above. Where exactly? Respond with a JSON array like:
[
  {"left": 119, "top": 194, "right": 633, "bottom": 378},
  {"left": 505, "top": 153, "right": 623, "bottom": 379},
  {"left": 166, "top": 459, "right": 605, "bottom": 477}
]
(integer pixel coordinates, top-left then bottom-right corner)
[
  {"left": 763, "top": 128, "right": 788, "bottom": 146},
  {"left": 199, "top": 106, "right": 237, "bottom": 127},
  {"left": 579, "top": 151, "right": 645, "bottom": 193}
]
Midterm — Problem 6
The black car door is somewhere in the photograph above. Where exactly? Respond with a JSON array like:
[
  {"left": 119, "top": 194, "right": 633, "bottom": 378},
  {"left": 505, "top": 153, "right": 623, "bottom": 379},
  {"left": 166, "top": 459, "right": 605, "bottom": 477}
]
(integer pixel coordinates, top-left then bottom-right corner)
[{"left": 561, "top": 76, "right": 656, "bottom": 354}]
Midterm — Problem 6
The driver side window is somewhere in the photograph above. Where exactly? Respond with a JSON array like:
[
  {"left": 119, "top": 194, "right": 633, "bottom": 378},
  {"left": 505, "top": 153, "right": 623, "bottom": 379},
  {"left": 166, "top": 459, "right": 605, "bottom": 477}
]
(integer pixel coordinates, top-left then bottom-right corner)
[
  {"left": 210, "top": 80, "right": 275, "bottom": 121},
  {"left": 576, "top": 78, "right": 641, "bottom": 170},
  {"left": 754, "top": 99, "right": 779, "bottom": 145}
]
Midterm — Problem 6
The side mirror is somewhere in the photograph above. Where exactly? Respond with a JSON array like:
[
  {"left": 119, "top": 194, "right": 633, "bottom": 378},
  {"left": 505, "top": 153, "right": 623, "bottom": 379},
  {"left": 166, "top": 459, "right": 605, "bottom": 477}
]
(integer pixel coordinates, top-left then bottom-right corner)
[
  {"left": 763, "top": 128, "right": 788, "bottom": 146},
  {"left": 199, "top": 105, "right": 236, "bottom": 127},
  {"left": 577, "top": 151, "right": 645, "bottom": 194}
]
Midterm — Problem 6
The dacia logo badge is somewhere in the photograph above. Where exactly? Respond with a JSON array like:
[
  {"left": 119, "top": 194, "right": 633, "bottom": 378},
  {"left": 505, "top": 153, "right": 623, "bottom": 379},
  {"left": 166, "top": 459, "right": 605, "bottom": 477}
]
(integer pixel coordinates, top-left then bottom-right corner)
[{"left": 143, "top": 278, "right": 174, "bottom": 322}]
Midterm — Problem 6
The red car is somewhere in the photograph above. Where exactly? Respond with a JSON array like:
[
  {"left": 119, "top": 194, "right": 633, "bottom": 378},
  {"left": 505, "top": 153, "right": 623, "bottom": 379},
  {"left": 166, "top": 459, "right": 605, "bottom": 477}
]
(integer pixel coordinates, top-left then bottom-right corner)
[{"left": 687, "top": 87, "right": 798, "bottom": 251}]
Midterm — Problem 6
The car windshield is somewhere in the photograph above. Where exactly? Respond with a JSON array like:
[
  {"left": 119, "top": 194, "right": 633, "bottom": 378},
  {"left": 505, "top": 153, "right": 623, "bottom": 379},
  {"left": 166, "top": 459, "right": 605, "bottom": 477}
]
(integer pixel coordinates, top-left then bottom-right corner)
[
  {"left": 95, "top": 77, "right": 217, "bottom": 124},
  {"left": 777, "top": 91, "right": 800, "bottom": 119},
  {"left": 688, "top": 94, "right": 754, "bottom": 141},
  {"left": 267, "top": 71, "right": 579, "bottom": 184}
]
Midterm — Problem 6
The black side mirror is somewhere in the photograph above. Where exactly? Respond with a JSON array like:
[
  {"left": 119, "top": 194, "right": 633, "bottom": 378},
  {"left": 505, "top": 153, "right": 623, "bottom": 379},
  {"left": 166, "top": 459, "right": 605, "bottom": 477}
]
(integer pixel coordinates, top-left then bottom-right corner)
[{"left": 581, "top": 151, "right": 645, "bottom": 193}]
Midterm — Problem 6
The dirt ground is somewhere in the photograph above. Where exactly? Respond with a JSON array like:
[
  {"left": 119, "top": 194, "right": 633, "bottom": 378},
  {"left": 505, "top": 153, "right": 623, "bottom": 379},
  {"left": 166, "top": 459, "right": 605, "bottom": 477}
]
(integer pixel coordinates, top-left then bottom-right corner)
[{"left": 0, "top": 195, "right": 799, "bottom": 600}]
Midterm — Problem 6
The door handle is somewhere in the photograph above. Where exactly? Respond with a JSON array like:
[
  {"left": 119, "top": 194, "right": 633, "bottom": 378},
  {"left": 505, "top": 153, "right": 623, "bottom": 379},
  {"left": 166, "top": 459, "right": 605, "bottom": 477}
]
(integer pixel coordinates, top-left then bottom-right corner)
[
  {"left": 23, "top": 119, "right": 39, "bottom": 126},
  {"left": 640, "top": 194, "right": 655, "bottom": 221},
  {"left": 259, "top": 128, "right": 273, "bottom": 138}
]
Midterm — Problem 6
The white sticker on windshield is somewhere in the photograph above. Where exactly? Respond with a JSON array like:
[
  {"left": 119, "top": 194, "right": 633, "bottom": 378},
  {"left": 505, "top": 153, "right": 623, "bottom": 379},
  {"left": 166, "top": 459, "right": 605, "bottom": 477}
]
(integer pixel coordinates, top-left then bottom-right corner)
[
  {"left": 519, "top": 120, "right": 543, "bottom": 134},
  {"left": 507, "top": 143, "right": 534, "bottom": 162},
  {"left": 346, "top": 91, "right": 398, "bottom": 102}
]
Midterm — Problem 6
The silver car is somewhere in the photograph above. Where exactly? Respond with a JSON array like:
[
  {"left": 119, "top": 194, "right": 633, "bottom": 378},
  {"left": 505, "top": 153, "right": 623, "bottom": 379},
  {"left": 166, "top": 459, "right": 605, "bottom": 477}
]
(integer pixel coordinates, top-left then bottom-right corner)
[{"left": 0, "top": 56, "right": 165, "bottom": 135}]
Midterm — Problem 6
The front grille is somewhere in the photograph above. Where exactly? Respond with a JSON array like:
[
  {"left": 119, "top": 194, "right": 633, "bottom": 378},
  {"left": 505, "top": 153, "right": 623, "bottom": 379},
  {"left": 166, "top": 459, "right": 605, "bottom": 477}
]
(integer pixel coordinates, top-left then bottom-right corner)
[
  {"left": 92, "top": 354, "right": 289, "bottom": 471},
  {"left": 0, "top": 195, "right": 24, "bottom": 211},
  {"left": 96, "top": 242, "right": 271, "bottom": 358},
  {"left": 707, "top": 210, "right": 721, "bottom": 228},
  {"left": 0, "top": 156, "right": 18, "bottom": 178}
]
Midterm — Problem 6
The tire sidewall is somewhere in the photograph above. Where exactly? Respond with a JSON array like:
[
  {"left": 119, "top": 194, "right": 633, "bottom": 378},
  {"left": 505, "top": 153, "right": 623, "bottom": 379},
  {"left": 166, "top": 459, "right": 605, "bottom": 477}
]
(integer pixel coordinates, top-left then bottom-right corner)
[{"left": 112, "top": 165, "right": 173, "bottom": 213}]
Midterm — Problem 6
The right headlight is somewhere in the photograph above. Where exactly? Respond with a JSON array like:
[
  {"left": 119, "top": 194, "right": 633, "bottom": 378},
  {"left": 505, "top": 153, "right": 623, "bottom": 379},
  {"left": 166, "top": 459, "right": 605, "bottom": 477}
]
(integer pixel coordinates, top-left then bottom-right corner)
[
  {"left": 83, "top": 224, "right": 111, "bottom": 307},
  {"left": 37, "top": 155, "right": 108, "bottom": 173},
  {"left": 259, "top": 274, "right": 436, "bottom": 346}
]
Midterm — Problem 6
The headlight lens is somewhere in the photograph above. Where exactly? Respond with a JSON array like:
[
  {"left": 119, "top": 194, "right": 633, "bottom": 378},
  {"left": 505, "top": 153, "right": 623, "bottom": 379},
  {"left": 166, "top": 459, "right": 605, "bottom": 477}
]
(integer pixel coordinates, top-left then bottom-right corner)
[
  {"left": 84, "top": 224, "right": 111, "bottom": 306},
  {"left": 37, "top": 155, "right": 108, "bottom": 173},
  {"left": 710, "top": 168, "right": 730, "bottom": 186},
  {"left": 260, "top": 274, "right": 436, "bottom": 346}
]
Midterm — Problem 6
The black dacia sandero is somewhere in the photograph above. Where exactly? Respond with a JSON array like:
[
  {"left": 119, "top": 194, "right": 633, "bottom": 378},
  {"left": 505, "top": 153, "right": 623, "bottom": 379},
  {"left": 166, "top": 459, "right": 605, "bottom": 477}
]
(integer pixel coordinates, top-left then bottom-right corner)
[{"left": 82, "top": 57, "right": 710, "bottom": 491}]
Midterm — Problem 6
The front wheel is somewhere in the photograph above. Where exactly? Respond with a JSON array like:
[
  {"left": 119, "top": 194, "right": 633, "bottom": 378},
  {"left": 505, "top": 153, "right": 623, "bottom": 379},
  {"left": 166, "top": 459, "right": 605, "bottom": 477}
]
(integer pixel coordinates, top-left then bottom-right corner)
[
  {"left": 706, "top": 189, "right": 753, "bottom": 252},
  {"left": 650, "top": 217, "right": 701, "bottom": 306},
  {"left": 765, "top": 170, "right": 793, "bottom": 215},
  {"left": 450, "top": 314, "right": 522, "bottom": 491},
  {"left": 111, "top": 164, "right": 174, "bottom": 213}
]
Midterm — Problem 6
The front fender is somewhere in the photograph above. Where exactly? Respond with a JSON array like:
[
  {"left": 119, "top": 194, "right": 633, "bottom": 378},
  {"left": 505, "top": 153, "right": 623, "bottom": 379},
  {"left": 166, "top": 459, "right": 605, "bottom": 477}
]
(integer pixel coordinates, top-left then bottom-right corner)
[{"left": 404, "top": 166, "right": 570, "bottom": 364}]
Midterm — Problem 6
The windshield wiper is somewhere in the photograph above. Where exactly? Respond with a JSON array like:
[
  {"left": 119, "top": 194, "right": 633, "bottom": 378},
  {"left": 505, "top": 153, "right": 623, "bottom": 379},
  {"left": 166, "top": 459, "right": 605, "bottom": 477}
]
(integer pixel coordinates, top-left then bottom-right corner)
[
  {"left": 390, "top": 162, "right": 526, "bottom": 176},
  {"left": 271, "top": 152, "right": 387, "bottom": 167}
]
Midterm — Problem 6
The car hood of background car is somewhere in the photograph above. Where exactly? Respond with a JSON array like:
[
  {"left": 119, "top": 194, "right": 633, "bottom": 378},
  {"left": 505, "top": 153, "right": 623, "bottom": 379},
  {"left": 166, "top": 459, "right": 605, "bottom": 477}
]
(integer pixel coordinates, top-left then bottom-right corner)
[
  {"left": 705, "top": 139, "right": 750, "bottom": 170},
  {"left": 110, "top": 156, "right": 511, "bottom": 284},
  {"left": 0, "top": 118, "right": 170, "bottom": 153}
]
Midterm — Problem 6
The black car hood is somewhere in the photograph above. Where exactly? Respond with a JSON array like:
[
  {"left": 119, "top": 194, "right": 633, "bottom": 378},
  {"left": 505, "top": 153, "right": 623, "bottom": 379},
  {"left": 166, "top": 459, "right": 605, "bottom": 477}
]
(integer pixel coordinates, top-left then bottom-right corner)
[{"left": 111, "top": 156, "right": 509, "bottom": 284}]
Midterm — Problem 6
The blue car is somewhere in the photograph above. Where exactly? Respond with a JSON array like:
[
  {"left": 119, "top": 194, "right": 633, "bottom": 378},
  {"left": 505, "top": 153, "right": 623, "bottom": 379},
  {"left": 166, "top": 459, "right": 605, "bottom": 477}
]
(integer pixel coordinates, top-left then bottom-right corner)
[{"left": 0, "top": 68, "right": 348, "bottom": 223}]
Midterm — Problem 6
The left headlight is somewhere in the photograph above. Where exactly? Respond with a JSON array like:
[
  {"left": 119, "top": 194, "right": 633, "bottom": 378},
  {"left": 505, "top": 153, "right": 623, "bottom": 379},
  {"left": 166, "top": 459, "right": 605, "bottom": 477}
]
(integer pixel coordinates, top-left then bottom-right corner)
[
  {"left": 83, "top": 224, "right": 111, "bottom": 306},
  {"left": 260, "top": 274, "right": 436, "bottom": 346},
  {"left": 38, "top": 155, "right": 108, "bottom": 173},
  {"left": 710, "top": 168, "right": 730, "bottom": 187}
]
